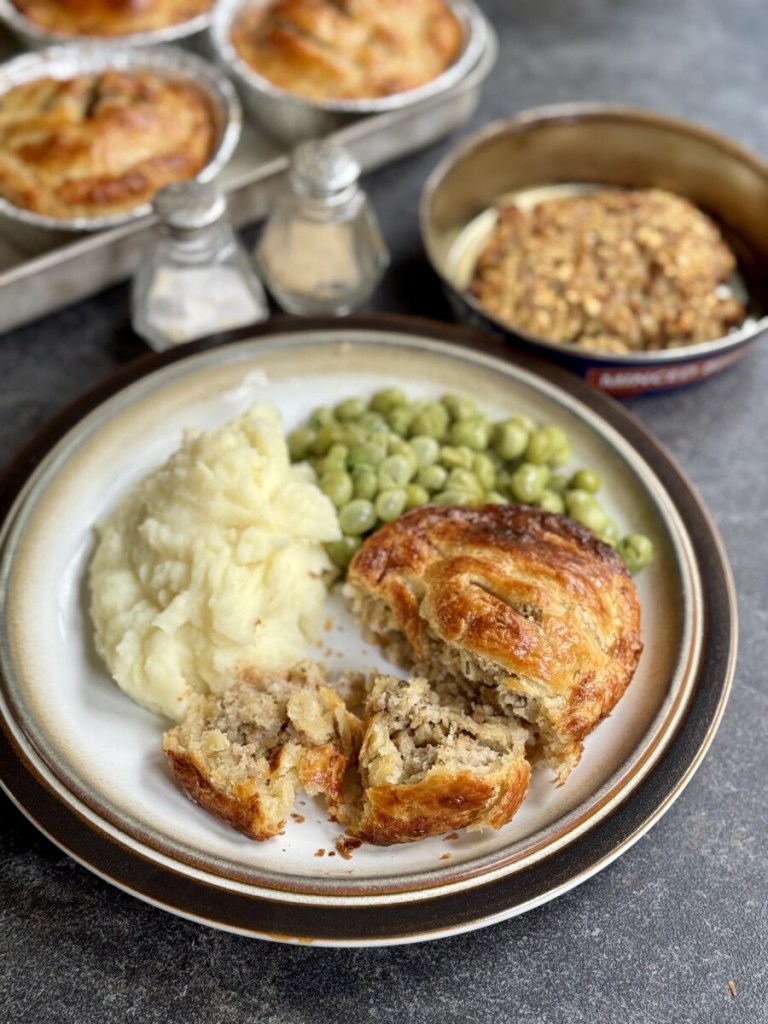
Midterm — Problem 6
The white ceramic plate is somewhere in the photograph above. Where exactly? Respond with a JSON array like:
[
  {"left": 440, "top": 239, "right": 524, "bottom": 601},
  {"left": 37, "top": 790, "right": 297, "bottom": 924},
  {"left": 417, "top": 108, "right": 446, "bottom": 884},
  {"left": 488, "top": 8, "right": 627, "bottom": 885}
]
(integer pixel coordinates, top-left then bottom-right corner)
[{"left": 0, "top": 318, "right": 737, "bottom": 945}]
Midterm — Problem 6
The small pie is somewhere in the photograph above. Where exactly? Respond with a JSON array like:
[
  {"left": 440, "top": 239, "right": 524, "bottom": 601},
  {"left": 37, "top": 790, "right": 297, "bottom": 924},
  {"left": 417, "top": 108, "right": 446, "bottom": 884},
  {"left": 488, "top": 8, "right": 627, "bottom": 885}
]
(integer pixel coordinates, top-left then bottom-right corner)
[
  {"left": 0, "top": 69, "right": 216, "bottom": 220},
  {"left": 231, "top": 0, "right": 464, "bottom": 102}
]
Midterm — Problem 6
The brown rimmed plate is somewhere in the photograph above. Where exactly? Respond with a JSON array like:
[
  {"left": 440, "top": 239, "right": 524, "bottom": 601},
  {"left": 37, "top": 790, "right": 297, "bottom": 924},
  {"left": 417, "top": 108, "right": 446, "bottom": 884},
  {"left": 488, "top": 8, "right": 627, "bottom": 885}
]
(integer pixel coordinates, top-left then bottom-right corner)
[{"left": 0, "top": 315, "right": 737, "bottom": 945}]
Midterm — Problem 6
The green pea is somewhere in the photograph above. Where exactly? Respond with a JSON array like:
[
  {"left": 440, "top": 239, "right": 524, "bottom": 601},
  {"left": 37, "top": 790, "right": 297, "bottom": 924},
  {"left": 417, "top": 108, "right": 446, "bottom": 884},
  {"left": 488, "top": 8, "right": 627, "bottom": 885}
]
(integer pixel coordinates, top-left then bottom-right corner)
[
  {"left": 510, "top": 463, "right": 550, "bottom": 503},
  {"left": 483, "top": 491, "right": 508, "bottom": 505},
  {"left": 439, "top": 445, "right": 474, "bottom": 470},
  {"left": 549, "top": 473, "right": 570, "bottom": 492},
  {"left": 441, "top": 393, "right": 477, "bottom": 421},
  {"left": 357, "top": 410, "right": 389, "bottom": 433},
  {"left": 495, "top": 468, "right": 514, "bottom": 497},
  {"left": 338, "top": 424, "right": 367, "bottom": 448},
  {"left": 449, "top": 416, "right": 491, "bottom": 451},
  {"left": 386, "top": 437, "right": 418, "bottom": 476},
  {"left": 410, "top": 403, "right": 450, "bottom": 440},
  {"left": 618, "top": 534, "right": 654, "bottom": 573},
  {"left": 472, "top": 452, "right": 497, "bottom": 491},
  {"left": 417, "top": 463, "right": 448, "bottom": 492},
  {"left": 512, "top": 413, "right": 537, "bottom": 435},
  {"left": 325, "top": 536, "right": 362, "bottom": 570},
  {"left": 319, "top": 470, "right": 353, "bottom": 509},
  {"left": 564, "top": 490, "right": 609, "bottom": 534},
  {"left": 334, "top": 397, "right": 367, "bottom": 421},
  {"left": 321, "top": 443, "right": 348, "bottom": 472},
  {"left": 432, "top": 489, "right": 476, "bottom": 506},
  {"left": 599, "top": 520, "right": 620, "bottom": 546},
  {"left": 447, "top": 467, "right": 482, "bottom": 497},
  {"left": 572, "top": 503, "right": 609, "bottom": 535},
  {"left": 370, "top": 387, "right": 407, "bottom": 413},
  {"left": 524, "top": 428, "right": 553, "bottom": 465},
  {"left": 526, "top": 425, "right": 571, "bottom": 466},
  {"left": 348, "top": 439, "right": 387, "bottom": 468},
  {"left": 410, "top": 435, "right": 440, "bottom": 467},
  {"left": 311, "top": 422, "right": 343, "bottom": 456},
  {"left": 287, "top": 426, "right": 315, "bottom": 462},
  {"left": 378, "top": 454, "right": 413, "bottom": 489},
  {"left": 564, "top": 488, "right": 599, "bottom": 518},
  {"left": 404, "top": 483, "right": 430, "bottom": 509},
  {"left": 308, "top": 406, "right": 335, "bottom": 428},
  {"left": 569, "top": 468, "right": 602, "bottom": 493},
  {"left": 375, "top": 488, "right": 408, "bottom": 522},
  {"left": 492, "top": 419, "right": 530, "bottom": 461},
  {"left": 538, "top": 489, "right": 565, "bottom": 514},
  {"left": 338, "top": 499, "right": 377, "bottom": 536},
  {"left": 386, "top": 405, "right": 417, "bottom": 436},
  {"left": 352, "top": 464, "right": 378, "bottom": 500},
  {"left": 545, "top": 425, "right": 572, "bottom": 466}
]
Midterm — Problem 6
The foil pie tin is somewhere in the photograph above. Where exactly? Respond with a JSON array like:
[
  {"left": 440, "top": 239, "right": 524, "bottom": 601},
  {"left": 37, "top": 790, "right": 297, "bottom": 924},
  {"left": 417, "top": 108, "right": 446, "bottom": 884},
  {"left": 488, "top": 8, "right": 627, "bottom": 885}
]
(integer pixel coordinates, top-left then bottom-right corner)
[
  {"left": 0, "top": 0, "right": 213, "bottom": 51},
  {"left": 420, "top": 104, "right": 768, "bottom": 396},
  {"left": 210, "top": 0, "right": 488, "bottom": 145},
  {"left": 0, "top": 43, "right": 242, "bottom": 249}
]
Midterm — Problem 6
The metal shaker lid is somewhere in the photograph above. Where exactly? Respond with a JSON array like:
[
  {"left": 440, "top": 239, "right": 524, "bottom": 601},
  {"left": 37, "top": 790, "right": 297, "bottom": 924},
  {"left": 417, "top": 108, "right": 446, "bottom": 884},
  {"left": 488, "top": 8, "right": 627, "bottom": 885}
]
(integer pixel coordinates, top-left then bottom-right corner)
[
  {"left": 153, "top": 180, "right": 227, "bottom": 231},
  {"left": 289, "top": 140, "right": 361, "bottom": 199}
]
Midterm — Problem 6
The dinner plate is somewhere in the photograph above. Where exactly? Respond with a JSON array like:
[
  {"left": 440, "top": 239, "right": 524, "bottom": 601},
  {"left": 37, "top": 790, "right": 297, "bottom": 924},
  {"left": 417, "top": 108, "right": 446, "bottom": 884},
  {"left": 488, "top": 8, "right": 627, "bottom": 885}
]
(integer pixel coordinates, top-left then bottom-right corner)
[{"left": 0, "top": 315, "right": 737, "bottom": 946}]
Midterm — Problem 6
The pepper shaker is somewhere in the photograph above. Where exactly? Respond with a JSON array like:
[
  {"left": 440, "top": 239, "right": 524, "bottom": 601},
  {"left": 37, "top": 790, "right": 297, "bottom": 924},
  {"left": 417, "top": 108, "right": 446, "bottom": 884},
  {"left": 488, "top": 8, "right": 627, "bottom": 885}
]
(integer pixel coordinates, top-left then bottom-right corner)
[
  {"left": 255, "top": 140, "right": 390, "bottom": 316},
  {"left": 131, "top": 180, "right": 269, "bottom": 351}
]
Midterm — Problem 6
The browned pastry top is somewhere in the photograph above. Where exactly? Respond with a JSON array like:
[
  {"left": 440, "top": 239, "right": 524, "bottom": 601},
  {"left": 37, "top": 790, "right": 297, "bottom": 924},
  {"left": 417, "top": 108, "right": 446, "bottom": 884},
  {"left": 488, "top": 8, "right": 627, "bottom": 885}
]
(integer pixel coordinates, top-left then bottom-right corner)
[
  {"left": 0, "top": 69, "right": 216, "bottom": 220},
  {"left": 12, "top": 0, "right": 213, "bottom": 37},
  {"left": 230, "top": 0, "right": 464, "bottom": 102},
  {"left": 346, "top": 503, "right": 643, "bottom": 777}
]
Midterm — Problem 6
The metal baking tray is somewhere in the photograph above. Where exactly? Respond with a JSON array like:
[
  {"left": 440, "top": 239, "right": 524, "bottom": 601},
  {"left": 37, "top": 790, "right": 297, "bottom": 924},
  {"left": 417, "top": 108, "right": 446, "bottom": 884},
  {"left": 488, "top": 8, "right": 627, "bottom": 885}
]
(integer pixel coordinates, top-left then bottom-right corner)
[{"left": 0, "top": 17, "right": 498, "bottom": 334}]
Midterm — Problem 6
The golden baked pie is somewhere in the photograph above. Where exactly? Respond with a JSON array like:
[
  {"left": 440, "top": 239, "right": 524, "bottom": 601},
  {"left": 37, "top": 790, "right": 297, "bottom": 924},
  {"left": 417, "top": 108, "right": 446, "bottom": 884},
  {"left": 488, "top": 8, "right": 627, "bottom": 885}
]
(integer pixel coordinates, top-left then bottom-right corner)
[
  {"left": 163, "top": 662, "right": 363, "bottom": 841},
  {"left": 345, "top": 503, "right": 643, "bottom": 783},
  {"left": 0, "top": 69, "right": 216, "bottom": 220},
  {"left": 470, "top": 188, "right": 746, "bottom": 354},
  {"left": 11, "top": 0, "right": 213, "bottom": 37},
  {"left": 230, "top": 0, "right": 464, "bottom": 102}
]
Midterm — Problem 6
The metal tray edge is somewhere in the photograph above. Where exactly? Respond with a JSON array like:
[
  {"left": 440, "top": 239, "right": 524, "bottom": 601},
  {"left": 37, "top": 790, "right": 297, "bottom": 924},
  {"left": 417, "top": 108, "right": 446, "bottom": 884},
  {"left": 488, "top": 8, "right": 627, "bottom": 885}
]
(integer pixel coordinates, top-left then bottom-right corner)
[{"left": 0, "top": 19, "right": 498, "bottom": 335}]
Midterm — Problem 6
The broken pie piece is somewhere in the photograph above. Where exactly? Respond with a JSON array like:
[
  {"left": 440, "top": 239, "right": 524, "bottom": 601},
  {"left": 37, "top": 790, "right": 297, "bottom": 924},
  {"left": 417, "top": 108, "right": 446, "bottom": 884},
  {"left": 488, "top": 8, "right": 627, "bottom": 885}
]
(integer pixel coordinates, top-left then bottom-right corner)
[
  {"left": 162, "top": 661, "right": 362, "bottom": 840},
  {"left": 349, "top": 674, "right": 531, "bottom": 845}
]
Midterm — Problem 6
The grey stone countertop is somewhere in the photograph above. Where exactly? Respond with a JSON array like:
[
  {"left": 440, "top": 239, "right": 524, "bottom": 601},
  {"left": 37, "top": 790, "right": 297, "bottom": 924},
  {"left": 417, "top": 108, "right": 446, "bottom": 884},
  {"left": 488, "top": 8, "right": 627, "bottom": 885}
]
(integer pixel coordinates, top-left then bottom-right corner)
[{"left": 1, "top": 1, "right": 766, "bottom": 1021}]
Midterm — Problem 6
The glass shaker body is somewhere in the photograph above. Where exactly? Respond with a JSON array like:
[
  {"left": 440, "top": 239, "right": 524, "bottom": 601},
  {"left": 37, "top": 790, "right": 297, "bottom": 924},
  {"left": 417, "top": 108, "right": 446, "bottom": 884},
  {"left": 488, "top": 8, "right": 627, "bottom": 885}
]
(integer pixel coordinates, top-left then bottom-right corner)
[
  {"left": 255, "top": 142, "right": 389, "bottom": 316},
  {"left": 132, "top": 182, "right": 269, "bottom": 352}
]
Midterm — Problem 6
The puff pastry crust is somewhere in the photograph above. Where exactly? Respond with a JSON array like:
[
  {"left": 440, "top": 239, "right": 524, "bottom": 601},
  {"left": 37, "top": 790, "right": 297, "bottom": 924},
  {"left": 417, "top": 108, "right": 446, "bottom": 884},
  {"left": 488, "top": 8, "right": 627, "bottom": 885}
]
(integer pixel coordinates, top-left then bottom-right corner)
[
  {"left": 11, "top": 0, "right": 213, "bottom": 37},
  {"left": 0, "top": 69, "right": 216, "bottom": 220},
  {"left": 231, "top": 0, "right": 464, "bottom": 102},
  {"left": 345, "top": 503, "right": 643, "bottom": 782}
]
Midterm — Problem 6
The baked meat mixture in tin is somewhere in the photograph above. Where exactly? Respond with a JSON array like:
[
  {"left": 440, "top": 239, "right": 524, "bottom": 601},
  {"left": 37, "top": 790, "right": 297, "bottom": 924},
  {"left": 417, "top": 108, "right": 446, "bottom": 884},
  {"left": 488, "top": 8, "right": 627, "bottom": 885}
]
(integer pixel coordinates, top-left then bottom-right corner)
[{"left": 469, "top": 188, "right": 746, "bottom": 354}]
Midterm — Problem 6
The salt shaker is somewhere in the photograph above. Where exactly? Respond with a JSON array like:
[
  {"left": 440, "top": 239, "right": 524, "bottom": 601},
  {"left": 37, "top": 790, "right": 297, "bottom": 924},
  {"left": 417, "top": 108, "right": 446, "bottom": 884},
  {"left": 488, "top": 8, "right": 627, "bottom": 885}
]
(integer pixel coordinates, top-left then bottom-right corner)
[
  {"left": 255, "top": 140, "right": 389, "bottom": 316},
  {"left": 131, "top": 180, "right": 269, "bottom": 351}
]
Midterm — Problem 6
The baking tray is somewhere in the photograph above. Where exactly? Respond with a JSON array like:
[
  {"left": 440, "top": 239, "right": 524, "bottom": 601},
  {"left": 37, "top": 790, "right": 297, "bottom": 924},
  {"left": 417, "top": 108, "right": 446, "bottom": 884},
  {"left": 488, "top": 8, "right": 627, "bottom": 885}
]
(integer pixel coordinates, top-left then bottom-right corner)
[{"left": 0, "top": 18, "right": 497, "bottom": 334}]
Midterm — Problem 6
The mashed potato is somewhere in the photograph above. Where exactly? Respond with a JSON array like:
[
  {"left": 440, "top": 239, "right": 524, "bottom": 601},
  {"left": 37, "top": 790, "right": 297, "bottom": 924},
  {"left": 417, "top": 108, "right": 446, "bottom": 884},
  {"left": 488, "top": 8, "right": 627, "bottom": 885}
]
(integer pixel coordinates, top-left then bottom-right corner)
[{"left": 89, "top": 403, "right": 341, "bottom": 721}]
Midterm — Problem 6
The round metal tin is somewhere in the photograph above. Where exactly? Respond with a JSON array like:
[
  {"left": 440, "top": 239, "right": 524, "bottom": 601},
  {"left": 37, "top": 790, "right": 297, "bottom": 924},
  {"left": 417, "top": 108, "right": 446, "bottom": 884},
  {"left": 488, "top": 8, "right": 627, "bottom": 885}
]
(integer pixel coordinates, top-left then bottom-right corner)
[
  {"left": 0, "top": 0, "right": 213, "bottom": 50},
  {"left": 0, "top": 43, "right": 242, "bottom": 241},
  {"left": 420, "top": 105, "right": 768, "bottom": 396},
  {"left": 210, "top": 0, "right": 488, "bottom": 144}
]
